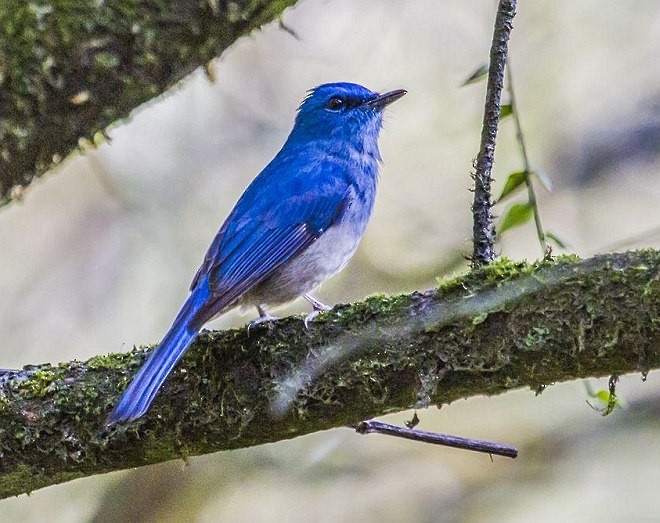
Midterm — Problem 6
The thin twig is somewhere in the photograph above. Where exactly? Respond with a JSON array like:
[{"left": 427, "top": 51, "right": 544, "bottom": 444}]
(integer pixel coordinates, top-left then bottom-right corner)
[
  {"left": 471, "top": 0, "right": 518, "bottom": 268},
  {"left": 355, "top": 420, "right": 518, "bottom": 459},
  {"left": 506, "top": 60, "right": 547, "bottom": 253}
]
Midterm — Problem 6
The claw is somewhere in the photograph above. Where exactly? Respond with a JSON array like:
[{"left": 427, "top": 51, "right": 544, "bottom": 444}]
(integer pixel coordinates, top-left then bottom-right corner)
[
  {"left": 302, "top": 294, "right": 331, "bottom": 329},
  {"left": 247, "top": 306, "right": 278, "bottom": 336},
  {"left": 303, "top": 309, "right": 321, "bottom": 329}
]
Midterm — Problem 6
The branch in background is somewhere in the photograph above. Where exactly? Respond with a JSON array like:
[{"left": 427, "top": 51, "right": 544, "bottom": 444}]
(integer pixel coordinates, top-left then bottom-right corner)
[
  {"left": 471, "top": 0, "right": 517, "bottom": 267},
  {"left": 0, "top": 0, "right": 298, "bottom": 207},
  {"left": 0, "top": 249, "right": 658, "bottom": 499}
]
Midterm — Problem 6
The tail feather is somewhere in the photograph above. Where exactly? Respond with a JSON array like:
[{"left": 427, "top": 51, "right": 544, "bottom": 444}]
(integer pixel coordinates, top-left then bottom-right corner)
[{"left": 106, "top": 282, "right": 209, "bottom": 425}]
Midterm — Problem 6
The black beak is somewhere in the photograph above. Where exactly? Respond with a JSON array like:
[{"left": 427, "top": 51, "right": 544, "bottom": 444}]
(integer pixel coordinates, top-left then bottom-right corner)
[{"left": 364, "top": 89, "right": 407, "bottom": 108}]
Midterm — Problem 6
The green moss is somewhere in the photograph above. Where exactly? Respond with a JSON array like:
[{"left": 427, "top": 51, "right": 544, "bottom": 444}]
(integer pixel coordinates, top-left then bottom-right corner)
[
  {"left": 437, "top": 257, "right": 528, "bottom": 295},
  {"left": 472, "top": 312, "right": 489, "bottom": 325},
  {"left": 361, "top": 293, "right": 410, "bottom": 316},
  {"left": 0, "top": 464, "right": 85, "bottom": 499},
  {"left": 0, "top": 464, "right": 38, "bottom": 498},
  {"left": 0, "top": 0, "right": 298, "bottom": 205},
  {"left": 552, "top": 253, "right": 582, "bottom": 264},
  {"left": 321, "top": 292, "right": 410, "bottom": 328},
  {"left": 86, "top": 351, "right": 141, "bottom": 370},
  {"left": 436, "top": 255, "right": 586, "bottom": 301},
  {"left": 524, "top": 326, "right": 550, "bottom": 348},
  {"left": 15, "top": 368, "right": 63, "bottom": 398},
  {"left": 478, "top": 257, "right": 533, "bottom": 283}
]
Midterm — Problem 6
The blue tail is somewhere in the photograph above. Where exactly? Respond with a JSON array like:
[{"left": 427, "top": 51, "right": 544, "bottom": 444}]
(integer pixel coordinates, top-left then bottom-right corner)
[{"left": 106, "top": 281, "right": 210, "bottom": 425}]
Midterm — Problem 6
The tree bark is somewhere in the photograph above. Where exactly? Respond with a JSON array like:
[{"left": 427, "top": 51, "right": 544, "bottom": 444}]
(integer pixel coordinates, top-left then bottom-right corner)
[
  {"left": 0, "top": 0, "right": 298, "bottom": 206},
  {"left": 471, "top": 0, "right": 517, "bottom": 267},
  {"left": 0, "top": 249, "right": 658, "bottom": 499}
]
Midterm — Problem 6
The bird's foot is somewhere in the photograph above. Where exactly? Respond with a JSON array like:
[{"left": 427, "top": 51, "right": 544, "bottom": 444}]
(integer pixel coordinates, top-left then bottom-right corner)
[
  {"left": 247, "top": 306, "right": 278, "bottom": 336},
  {"left": 303, "top": 294, "right": 332, "bottom": 329}
]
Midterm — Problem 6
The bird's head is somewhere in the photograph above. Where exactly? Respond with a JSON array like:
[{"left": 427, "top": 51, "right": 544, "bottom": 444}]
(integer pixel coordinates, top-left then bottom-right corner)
[{"left": 289, "top": 82, "right": 406, "bottom": 154}]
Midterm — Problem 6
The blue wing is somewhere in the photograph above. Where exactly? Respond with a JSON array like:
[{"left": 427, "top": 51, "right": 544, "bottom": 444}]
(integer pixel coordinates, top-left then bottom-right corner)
[{"left": 189, "top": 155, "right": 351, "bottom": 326}]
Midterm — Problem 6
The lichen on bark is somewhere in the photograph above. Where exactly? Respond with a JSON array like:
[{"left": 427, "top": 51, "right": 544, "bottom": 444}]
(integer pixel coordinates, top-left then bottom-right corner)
[
  {"left": 0, "top": 0, "right": 297, "bottom": 205},
  {"left": 0, "top": 249, "right": 658, "bottom": 499}
]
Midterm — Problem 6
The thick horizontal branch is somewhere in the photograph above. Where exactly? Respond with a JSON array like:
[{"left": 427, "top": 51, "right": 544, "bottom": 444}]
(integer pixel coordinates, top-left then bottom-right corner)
[
  {"left": 0, "top": 0, "right": 297, "bottom": 206},
  {"left": 0, "top": 250, "right": 658, "bottom": 498}
]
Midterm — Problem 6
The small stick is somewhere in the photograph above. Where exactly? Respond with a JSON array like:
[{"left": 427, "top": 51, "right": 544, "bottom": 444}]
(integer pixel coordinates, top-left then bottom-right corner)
[{"left": 355, "top": 420, "right": 518, "bottom": 459}]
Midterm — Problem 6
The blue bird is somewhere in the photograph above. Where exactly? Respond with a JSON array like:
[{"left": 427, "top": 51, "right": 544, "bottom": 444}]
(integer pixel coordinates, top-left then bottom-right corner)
[{"left": 106, "top": 82, "right": 406, "bottom": 425}]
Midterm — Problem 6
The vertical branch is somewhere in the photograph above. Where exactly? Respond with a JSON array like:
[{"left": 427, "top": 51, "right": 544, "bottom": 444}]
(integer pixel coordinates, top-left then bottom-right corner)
[{"left": 471, "top": 0, "right": 518, "bottom": 268}]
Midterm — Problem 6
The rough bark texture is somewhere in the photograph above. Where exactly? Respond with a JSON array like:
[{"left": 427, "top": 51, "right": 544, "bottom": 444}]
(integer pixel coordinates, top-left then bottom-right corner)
[
  {"left": 0, "top": 250, "right": 658, "bottom": 499},
  {"left": 0, "top": 0, "right": 297, "bottom": 206},
  {"left": 471, "top": 0, "right": 517, "bottom": 267}
]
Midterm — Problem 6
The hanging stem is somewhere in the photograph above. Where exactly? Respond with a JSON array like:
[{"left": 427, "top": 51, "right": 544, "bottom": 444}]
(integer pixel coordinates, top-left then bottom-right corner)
[{"left": 506, "top": 61, "right": 548, "bottom": 253}]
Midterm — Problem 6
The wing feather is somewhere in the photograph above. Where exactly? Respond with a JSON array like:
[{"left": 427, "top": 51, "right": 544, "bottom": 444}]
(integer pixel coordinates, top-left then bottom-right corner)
[{"left": 188, "top": 169, "right": 351, "bottom": 326}]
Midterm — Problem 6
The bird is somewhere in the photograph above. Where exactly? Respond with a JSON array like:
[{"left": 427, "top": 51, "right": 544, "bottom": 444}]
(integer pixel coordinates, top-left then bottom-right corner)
[{"left": 106, "top": 82, "right": 406, "bottom": 425}]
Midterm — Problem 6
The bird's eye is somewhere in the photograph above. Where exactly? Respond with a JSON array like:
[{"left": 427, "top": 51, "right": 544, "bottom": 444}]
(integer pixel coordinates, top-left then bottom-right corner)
[{"left": 325, "top": 96, "right": 345, "bottom": 111}]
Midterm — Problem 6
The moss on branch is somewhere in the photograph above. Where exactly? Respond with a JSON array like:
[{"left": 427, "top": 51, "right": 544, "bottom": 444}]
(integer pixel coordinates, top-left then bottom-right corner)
[
  {"left": 0, "top": 249, "right": 659, "bottom": 498},
  {"left": 0, "top": 0, "right": 297, "bottom": 205}
]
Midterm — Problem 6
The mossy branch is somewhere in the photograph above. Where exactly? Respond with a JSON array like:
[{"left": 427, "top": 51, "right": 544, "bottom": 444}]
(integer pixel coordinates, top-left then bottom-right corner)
[
  {"left": 0, "top": 249, "right": 658, "bottom": 499},
  {"left": 0, "top": 0, "right": 297, "bottom": 206}
]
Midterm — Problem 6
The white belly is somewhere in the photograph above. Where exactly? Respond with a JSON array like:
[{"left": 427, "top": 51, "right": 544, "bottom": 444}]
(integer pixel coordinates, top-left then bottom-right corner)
[
  {"left": 240, "top": 181, "right": 374, "bottom": 308},
  {"left": 241, "top": 218, "right": 364, "bottom": 307}
]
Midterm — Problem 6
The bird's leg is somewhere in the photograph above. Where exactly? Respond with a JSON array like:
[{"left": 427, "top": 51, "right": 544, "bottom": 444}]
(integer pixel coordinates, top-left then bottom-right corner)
[
  {"left": 303, "top": 294, "right": 332, "bottom": 328},
  {"left": 247, "top": 305, "right": 279, "bottom": 335}
]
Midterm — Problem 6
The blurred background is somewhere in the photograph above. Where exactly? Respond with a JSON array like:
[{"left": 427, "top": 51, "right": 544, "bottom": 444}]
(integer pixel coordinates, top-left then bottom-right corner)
[{"left": 1, "top": 0, "right": 660, "bottom": 521}]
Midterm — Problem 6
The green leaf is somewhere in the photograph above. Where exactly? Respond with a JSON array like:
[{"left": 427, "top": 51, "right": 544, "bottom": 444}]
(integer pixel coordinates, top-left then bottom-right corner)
[
  {"left": 497, "top": 170, "right": 528, "bottom": 203},
  {"left": 499, "top": 203, "right": 533, "bottom": 235},
  {"left": 584, "top": 382, "right": 623, "bottom": 416},
  {"left": 595, "top": 390, "right": 611, "bottom": 403},
  {"left": 592, "top": 390, "right": 623, "bottom": 415},
  {"left": 546, "top": 232, "right": 568, "bottom": 249},
  {"left": 499, "top": 104, "right": 513, "bottom": 119},
  {"left": 461, "top": 63, "right": 488, "bottom": 86}
]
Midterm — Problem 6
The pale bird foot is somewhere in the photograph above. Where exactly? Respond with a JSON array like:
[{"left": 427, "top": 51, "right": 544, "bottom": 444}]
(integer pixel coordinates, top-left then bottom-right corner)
[
  {"left": 303, "top": 310, "right": 322, "bottom": 329},
  {"left": 247, "top": 306, "right": 278, "bottom": 336},
  {"left": 303, "top": 294, "right": 332, "bottom": 329}
]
